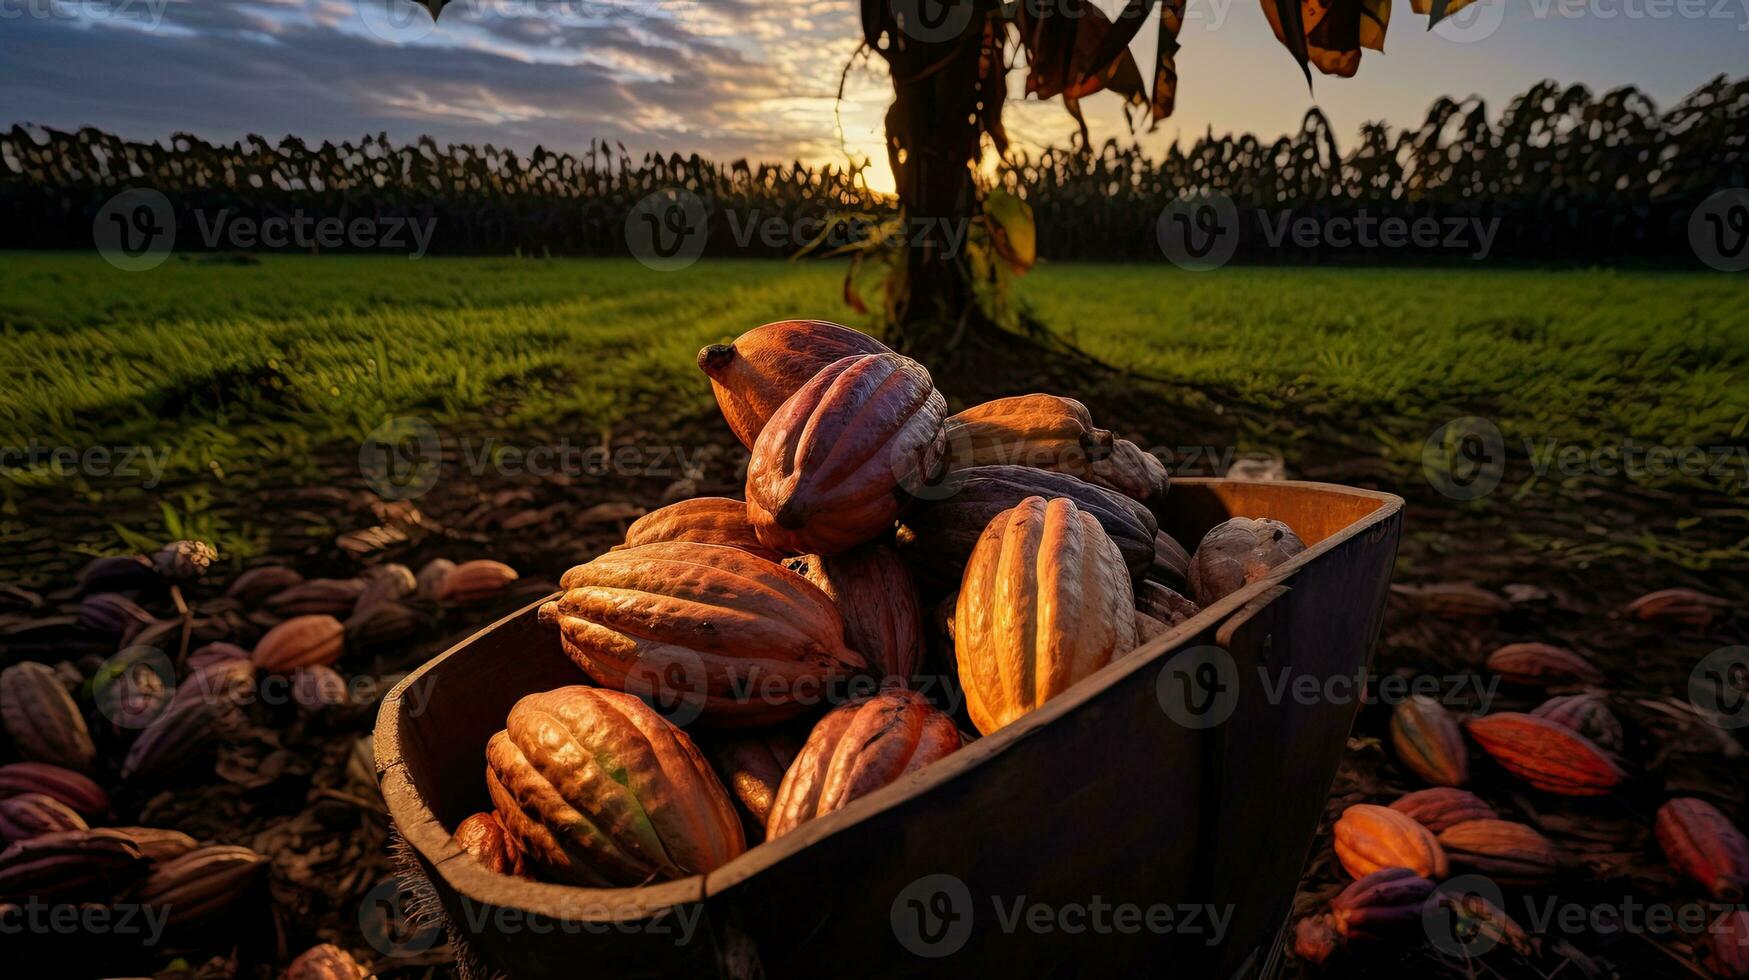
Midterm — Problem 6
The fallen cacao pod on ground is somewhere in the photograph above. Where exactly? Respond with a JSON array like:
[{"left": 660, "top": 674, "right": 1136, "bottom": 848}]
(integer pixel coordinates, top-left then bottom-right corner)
[
  {"left": 1086, "top": 438, "right": 1169, "bottom": 512},
  {"left": 74, "top": 554, "right": 157, "bottom": 595},
  {"left": 620, "top": 496, "right": 784, "bottom": 560},
  {"left": 956, "top": 496, "right": 1137, "bottom": 735},
  {"left": 1437, "top": 818, "right": 1562, "bottom": 885},
  {"left": 1330, "top": 867, "right": 1437, "bottom": 941},
  {"left": 766, "top": 689, "right": 961, "bottom": 839},
  {"left": 264, "top": 578, "right": 367, "bottom": 617},
  {"left": 79, "top": 592, "right": 156, "bottom": 637},
  {"left": 187, "top": 642, "right": 251, "bottom": 672},
  {"left": 1392, "top": 582, "right": 1511, "bottom": 618},
  {"left": 292, "top": 665, "right": 350, "bottom": 710},
  {"left": 1435, "top": 890, "right": 1537, "bottom": 956},
  {"left": 357, "top": 563, "right": 417, "bottom": 609},
  {"left": 153, "top": 539, "right": 216, "bottom": 581},
  {"left": 746, "top": 352, "right": 947, "bottom": 556},
  {"left": 1532, "top": 693, "right": 1624, "bottom": 752},
  {"left": 415, "top": 559, "right": 456, "bottom": 600},
  {"left": 1389, "top": 787, "right": 1498, "bottom": 832},
  {"left": 1187, "top": 516, "right": 1305, "bottom": 605},
  {"left": 485, "top": 686, "right": 745, "bottom": 885},
  {"left": 283, "top": 943, "right": 372, "bottom": 980},
  {"left": 136, "top": 844, "right": 270, "bottom": 928},
  {"left": 1655, "top": 797, "right": 1749, "bottom": 901},
  {"left": 941, "top": 393, "right": 1112, "bottom": 476},
  {"left": 1463, "top": 712, "right": 1625, "bottom": 797},
  {"left": 0, "top": 828, "right": 147, "bottom": 902},
  {"left": 1389, "top": 695, "right": 1468, "bottom": 787},
  {"left": 225, "top": 565, "right": 304, "bottom": 604},
  {"left": 111, "top": 826, "right": 200, "bottom": 865},
  {"left": 1136, "top": 580, "right": 1199, "bottom": 627},
  {"left": 1709, "top": 909, "right": 1749, "bottom": 979},
  {"left": 1622, "top": 587, "right": 1732, "bottom": 631},
  {"left": 0, "top": 792, "right": 87, "bottom": 843},
  {"left": 0, "top": 661, "right": 97, "bottom": 772},
  {"left": 343, "top": 599, "right": 421, "bottom": 647},
  {"left": 0, "top": 762, "right": 109, "bottom": 816},
  {"left": 543, "top": 541, "right": 865, "bottom": 725},
  {"left": 1332, "top": 803, "right": 1449, "bottom": 880},
  {"left": 710, "top": 732, "right": 802, "bottom": 842},
  {"left": 251, "top": 614, "right": 345, "bottom": 674},
  {"left": 437, "top": 559, "right": 520, "bottom": 604},
  {"left": 698, "top": 319, "right": 892, "bottom": 449},
  {"left": 122, "top": 661, "right": 254, "bottom": 781},
  {"left": 896, "top": 464, "right": 1158, "bottom": 587},
  {"left": 453, "top": 811, "right": 530, "bottom": 878},
  {"left": 786, "top": 544, "right": 924, "bottom": 683},
  {"left": 1485, "top": 642, "right": 1605, "bottom": 688}
]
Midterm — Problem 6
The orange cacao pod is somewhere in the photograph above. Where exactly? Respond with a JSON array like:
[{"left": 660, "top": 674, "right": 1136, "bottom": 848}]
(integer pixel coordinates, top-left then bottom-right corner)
[
  {"left": 453, "top": 811, "right": 530, "bottom": 878},
  {"left": 110, "top": 826, "right": 199, "bottom": 864},
  {"left": 1437, "top": 819, "right": 1562, "bottom": 885},
  {"left": 956, "top": 496, "right": 1138, "bottom": 735},
  {"left": 745, "top": 352, "right": 947, "bottom": 556},
  {"left": 264, "top": 578, "right": 367, "bottom": 617},
  {"left": 1137, "top": 580, "right": 1199, "bottom": 627},
  {"left": 1332, "top": 803, "right": 1449, "bottom": 880},
  {"left": 1389, "top": 695, "right": 1468, "bottom": 787},
  {"left": 1655, "top": 798, "right": 1749, "bottom": 901},
  {"left": 1463, "top": 712, "right": 1625, "bottom": 797},
  {"left": 437, "top": 559, "right": 519, "bottom": 604},
  {"left": 0, "top": 828, "right": 147, "bottom": 902},
  {"left": 709, "top": 732, "right": 801, "bottom": 842},
  {"left": 1389, "top": 787, "right": 1497, "bottom": 833},
  {"left": 1622, "top": 587, "right": 1731, "bottom": 631},
  {"left": 766, "top": 689, "right": 961, "bottom": 839},
  {"left": 1531, "top": 693, "right": 1623, "bottom": 752},
  {"left": 0, "top": 661, "right": 96, "bottom": 772},
  {"left": 941, "top": 393, "right": 1113, "bottom": 476},
  {"left": 786, "top": 544, "right": 924, "bottom": 683},
  {"left": 283, "top": 943, "right": 370, "bottom": 980},
  {"left": 698, "top": 320, "right": 892, "bottom": 449},
  {"left": 1293, "top": 913, "right": 1343, "bottom": 966},
  {"left": 544, "top": 542, "right": 865, "bottom": 725},
  {"left": 0, "top": 793, "right": 87, "bottom": 843},
  {"left": 620, "top": 497, "right": 784, "bottom": 560},
  {"left": 485, "top": 686, "right": 745, "bottom": 885},
  {"left": 137, "top": 844, "right": 269, "bottom": 927},
  {"left": 1187, "top": 517, "right": 1305, "bottom": 605},
  {"left": 252, "top": 614, "right": 344, "bottom": 674},
  {"left": 1330, "top": 867, "right": 1437, "bottom": 941},
  {"left": 1391, "top": 582, "right": 1511, "bottom": 618},
  {"left": 0, "top": 763, "right": 109, "bottom": 816},
  {"left": 896, "top": 465, "right": 1158, "bottom": 587},
  {"left": 1485, "top": 642, "right": 1605, "bottom": 688},
  {"left": 1087, "top": 438, "right": 1169, "bottom": 510},
  {"left": 1709, "top": 909, "right": 1749, "bottom": 979}
]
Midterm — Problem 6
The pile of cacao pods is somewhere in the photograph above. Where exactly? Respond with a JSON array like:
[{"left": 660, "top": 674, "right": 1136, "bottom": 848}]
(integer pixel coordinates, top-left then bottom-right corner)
[
  {"left": 451, "top": 319, "right": 1310, "bottom": 886},
  {"left": 1295, "top": 635, "right": 1749, "bottom": 978}
]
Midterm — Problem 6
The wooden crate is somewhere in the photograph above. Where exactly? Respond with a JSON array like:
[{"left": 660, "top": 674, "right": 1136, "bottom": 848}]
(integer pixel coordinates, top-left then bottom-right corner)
[{"left": 375, "top": 478, "right": 1402, "bottom": 977}]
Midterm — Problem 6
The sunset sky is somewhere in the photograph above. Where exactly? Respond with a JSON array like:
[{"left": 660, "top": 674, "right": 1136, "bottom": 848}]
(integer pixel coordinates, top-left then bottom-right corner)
[{"left": 3, "top": 0, "right": 1745, "bottom": 195}]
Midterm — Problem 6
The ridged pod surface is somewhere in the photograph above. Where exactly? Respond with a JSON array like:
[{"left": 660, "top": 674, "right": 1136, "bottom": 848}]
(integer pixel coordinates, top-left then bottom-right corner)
[
  {"left": 251, "top": 615, "right": 344, "bottom": 674},
  {"left": 110, "top": 826, "right": 200, "bottom": 865},
  {"left": 1485, "top": 642, "right": 1606, "bottom": 688},
  {"left": 1531, "top": 693, "right": 1624, "bottom": 752},
  {"left": 620, "top": 497, "right": 784, "bottom": 561},
  {"left": 0, "top": 661, "right": 96, "bottom": 772},
  {"left": 283, "top": 943, "right": 371, "bottom": 980},
  {"left": 137, "top": 844, "right": 270, "bottom": 927},
  {"left": 1330, "top": 867, "right": 1437, "bottom": 942},
  {"left": 485, "top": 686, "right": 745, "bottom": 885},
  {"left": 122, "top": 660, "right": 255, "bottom": 781},
  {"left": 1437, "top": 819, "right": 1562, "bottom": 885},
  {"left": 0, "top": 792, "right": 88, "bottom": 843},
  {"left": 1655, "top": 798, "right": 1749, "bottom": 901},
  {"left": 542, "top": 542, "right": 865, "bottom": 726},
  {"left": 1463, "top": 712, "right": 1625, "bottom": 797},
  {"left": 1389, "top": 695, "right": 1468, "bottom": 787},
  {"left": 709, "top": 732, "right": 802, "bottom": 842},
  {"left": 698, "top": 320, "right": 892, "bottom": 449},
  {"left": 941, "top": 394, "right": 1112, "bottom": 476},
  {"left": 1332, "top": 803, "right": 1449, "bottom": 880},
  {"left": 0, "top": 828, "right": 147, "bottom": 902},
  {"left": 785, "top": 544, "right": 924, "bottom": 683},
  {"left": 1389, "top": 787, "right": 1497, "bottom": 833},
  {"left": 1187, "top": 517, "right": 1305, "bottom": 605},
  {"left": 1709, "top": 909, "right": 1749, "bottom": 979},
  {"left": 746, "top": 353, "right": 947, "bottom": 556},
  {"left": 1136, "top": 580, "right": 1199, "bottom": 627},
  {"left": 1087, "top": 438, "right": 1170, "bottom": 510},
  {"left": 955, "top": 496, "right": 1138, "bottom": 735},
  {"left": 0, "top": 762, "right": 109, "bottom": 816},
  {"left": 437, "top": 560, "right": 520, "bottom": 604},
  {"left": 453, "top": 811, "right": 530, "bottom": 878},
  {"left": 766, "top": 689, "right": 961, "bottom": 839}
]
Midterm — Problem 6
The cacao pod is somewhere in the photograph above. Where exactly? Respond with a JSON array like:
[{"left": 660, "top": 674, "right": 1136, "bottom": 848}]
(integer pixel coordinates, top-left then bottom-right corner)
[
  {"left": 766, "top": 689, "right": 961, "bottom": 839},
  {"left": 1136, "top": 579, "right": 1199, "bottom": 627},
  {"left": 437, "top": 559, "right": 520, "bottom": 604},
  {"left": 225, "top": 565, "right": 304, "bottom": 604},
  {"left": 1531, "top": 693, "right": 1623, "bottom": 752},
  {"left": 1134, "top": 611, "right": 1168, "bottom": 643},
  {"left": 1463, "top": 712, "right": 1625, "bottom": 797},
  {"left": 129, "top": 617, "right": 185, "bottom": 654},
  {"left": 121, "top": 661, "right": 253, "bottom": 781},
  {"left": 698, "top": 319, "right": 892, "bottom": 449},
  {"left": 941, "top": 394, "right": 1113, "bottom": 476},
  {"left": 1292, "top": 913, "right": 1343, "bottom": 966},
  {"left": 75, "top": 554, "right": 156, "bottom": 595},
  {"left": 252, "top": 614, "right": 344, "bottom": 674},
  {"left": 357, "top": 563, "right": 417, "bottom": 609},
  {"left": 91, "top": 645, "right": 175, "bottom": 731},
  {"left": 1389, "top": 695, "right": 1468, "bottom": 787},
  {"left": 0, "top": 661, "right": 97, "bottom": 772},
  {"left": 0, "top": 763, "right": 109, "bottom": 816},
  {"left": 110, "top": 826, "right": 200, "bottom": 864},
  {"left": 1437, "top": 819, "right": 1562, "bottom": 885},
  {"left": 0, "top": 792, "right": 87, "bottom": 843},
  {"left": 1435, "top": 891, "right": 1536, "bottom": 956},
  {"left": 895, "top": 465, "right": 1158, "bottom": 587},
  {"left": 1709, "top": 909, "right": 1749, "bottom": 979},
  {"left": 956, "top": 496, "right": 1138, "bottom": 735},
  {"left": 620, "top": 496, "right": 784, "bottom": 560},
  {"left": 543, "top": 542, "right": 864, "bottom": 726},
  {"left": 1149, "top": 530, "right": 1191, "bottom": 588},
  {"left": 746, "top": 352, "right": 947, "bottom": 556},
  {"left": 1332, "top": 803, "right": 1449, "bottom": 880},
  {"left": 1623, "top": 587, "right": 1731, "bottom": 631},
  {"left": 1330, "top": 867, "right": 1437, "bottom": 941},
  {"left": 137, "top": 844, "right": 269, "bottom": 927},
  {"left": 710, "top": 733, "right": 802, "bottom": 841},
  {"left": 453, "top": 811, "right": 530, "bottom": 878},
  {"left": 292, "top": 665, "right": 349, "bottom": 710},
  {"left": 1389, "top": 787, "right": 1497, "bottom": 833},
  {"left": 485, "top": 686, "right": 745, "bottom": 885},
  {"left": 1655, "top": 798, "right": 1749, "bottom": 901},
  {"left": 1485, "top": 642, "right": 1605, "bottom": 688},
  {"left": 1392, "top": 582, "right": 1511, "bottom": 618},
  {"left": 187, "top": 642, "right": 251, "bottom": 672},
  {"left": 0, "top": 828, "right": 147, "bottom": 902},
  {"left": 786, "top": 544, "right": 924, "bottom": 683},
  {"left": 79, "top": 592, "right": 156, "bottom": 637},
  {"left": 264, "top": 578, "right": 367, "bottom": 617},
  {"left": 153, "top": 540, "right": 216, "bottom": 581},
  {"left": 1087, "top": 438, "right": 1169, "bottom": 510},
  {"left": 283, "top": 943, "right": 370, "bottom": 980},
  {"left": 1187, "top": 517, "right": 1305, "bottom": 605},
  {"left": 415, "top": 558, "right": 456, "bottom": 600},
  {"left": 343, "top": 600, "right": 421, "bottom": 648}
]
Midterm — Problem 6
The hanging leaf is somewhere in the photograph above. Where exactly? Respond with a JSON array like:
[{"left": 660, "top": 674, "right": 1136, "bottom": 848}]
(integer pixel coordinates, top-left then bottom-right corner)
[
  {"left": 1265, "top": 0, "right": 1315, "bottom": 87},
  {"left": 1360, "top": 0, "right": 1391, "bottom": 50},
  {"left": 1411, "top": 0, "right": 1482, "bottom": 27},
  {"left": 1263, "top": 0, "right": 1362, "bottom": 78},
  {"left": 983, "top": 188, "right": 1036, "bottom": 272}
]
